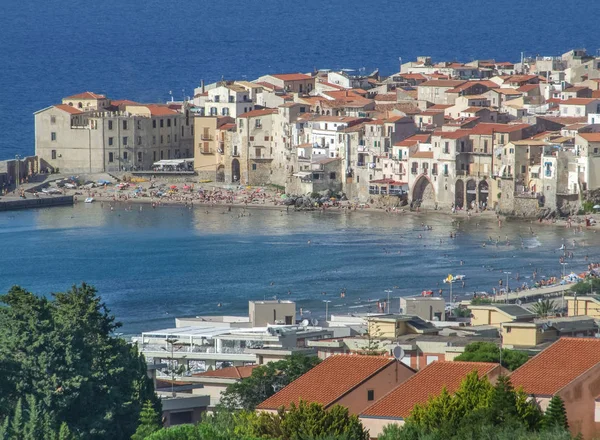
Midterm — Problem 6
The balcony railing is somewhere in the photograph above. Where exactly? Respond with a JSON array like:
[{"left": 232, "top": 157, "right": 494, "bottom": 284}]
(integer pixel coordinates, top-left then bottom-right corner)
[
  {"left": 201, "top": 135, "right": 212, "bottom": 141},
  {"left": 199, "top": 148, "right": 214, "bottom": 155}
]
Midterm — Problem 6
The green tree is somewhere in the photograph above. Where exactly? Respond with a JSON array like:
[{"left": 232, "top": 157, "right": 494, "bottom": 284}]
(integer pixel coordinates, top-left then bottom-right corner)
[
  {"left": 363, "top": 323, "right": 385, "bottom": 356},
  {"left": 255, "top": 400, "right": 369, "bottom": 440},
  {"left": 569, "top": 279, "right": 600, "bottom": 296},
  {"left": 530, "top": 299, "right": 560, "bottom": 318},
  {"left": 543, "top": 395, "right": 569, "bottom": 431},
  {"left": 131, "top": 400, "right": 163, "bottom": 440},
  {"left": 0, "top": 284, "right": 160, "bottom": 440},
  {"left": 219, "top": 353, "right": 320, "bottom": 411},
  {"left": 488, "top": 375, "right": 518, "bottom": 425},
  {"left": 454, "top": 342, "right": 529, "bottom": 371},
  {"left": 58, "top": 422, "right": 75, "bottom": 440},
  {"left": 470, "top": 297, "right": 493, "bottom": 305}
]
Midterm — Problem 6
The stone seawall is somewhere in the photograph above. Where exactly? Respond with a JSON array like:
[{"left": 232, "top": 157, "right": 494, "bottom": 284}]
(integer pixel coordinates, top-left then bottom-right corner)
[{"left": 0, "top": 195, "right": 74, "bottom": 211}]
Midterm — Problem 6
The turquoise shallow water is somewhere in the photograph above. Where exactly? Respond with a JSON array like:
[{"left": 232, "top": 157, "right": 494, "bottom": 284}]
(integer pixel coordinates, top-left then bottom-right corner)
[{"left": 0, "top": 204, "right": 595, "bottom": 334}]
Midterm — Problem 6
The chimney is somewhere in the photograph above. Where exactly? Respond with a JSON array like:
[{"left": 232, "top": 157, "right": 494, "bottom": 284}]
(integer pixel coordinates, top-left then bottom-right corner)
[{"left": 201, "top": 80, "right": 205, "bottom": 94}]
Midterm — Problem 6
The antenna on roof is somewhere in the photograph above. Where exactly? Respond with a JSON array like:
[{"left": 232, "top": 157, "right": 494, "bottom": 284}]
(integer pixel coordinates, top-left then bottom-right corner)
[
  {"left": 311, "top": 318, "right": 319, "bottom": 327},
  {"left": 301, "top": 319, "right": 309, "bottom": 327}
]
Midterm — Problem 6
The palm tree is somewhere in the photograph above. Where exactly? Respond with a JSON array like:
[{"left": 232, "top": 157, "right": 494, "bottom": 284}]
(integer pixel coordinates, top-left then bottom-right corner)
[{"left": 531, "top": 299, "right": 560, "bottom": 318}]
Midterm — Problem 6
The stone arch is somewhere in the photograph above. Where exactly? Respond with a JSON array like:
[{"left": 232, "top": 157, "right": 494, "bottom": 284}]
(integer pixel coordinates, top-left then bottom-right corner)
[
  {"left": 411, "top": 175, "right": 435, "bottom": 208},
  {"left": 466, "top": 179, "right": 477, "bottom": 208},
  {"left": 455, "top": 179, "right": 464, "bottom": 208},
  {"left": 216, "top": 165, "right": 225, "bottom": 182},
  {"left": 231, "top": 159, "right": 240, "bottom": 183},
  {"left": 478, "top": 179, "right": 489, "bottom": 207}
]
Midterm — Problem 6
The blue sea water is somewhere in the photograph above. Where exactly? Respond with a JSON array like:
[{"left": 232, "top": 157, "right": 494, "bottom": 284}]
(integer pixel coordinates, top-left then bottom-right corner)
[
  {"left": 0, "top": 204, "right": 595, "bottom": 334},
  {"left": 1, "top": 0, "right": 600, "bottom": 160}
]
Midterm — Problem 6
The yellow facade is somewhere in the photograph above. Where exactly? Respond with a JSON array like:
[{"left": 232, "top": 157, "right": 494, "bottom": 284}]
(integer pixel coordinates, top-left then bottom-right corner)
[
  {"left": 566, "top": 297, "right": 600, "bottom": 318},
  {"left": 368, "top": 319, "right": 407, "bottom": 338},
  {"left": 502, "top": 324, "right": 557, "bottom": 348},
  {"left": 470, "top": 308, "right": 515, "bottom": 327}
]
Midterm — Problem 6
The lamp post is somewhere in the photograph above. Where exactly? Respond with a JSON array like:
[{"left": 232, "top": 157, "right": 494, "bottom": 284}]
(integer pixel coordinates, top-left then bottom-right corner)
[
  {"left": 503, "top": 271, "right": 511, "bottom": 303},
  {"left": 323, "top": 300, "right": 331, "bottom": 321},
  {"left": 15, "top": 154, "right": 20, "bottom": 191},
  {"left": 165, "top": 337, "right": 179, "bottom": 398},
  {"left": 384, "top": 289, "right": 392, "bottom": 314},
  {"left": 561, "top": 262, "right": 568, "bottom": 311}
]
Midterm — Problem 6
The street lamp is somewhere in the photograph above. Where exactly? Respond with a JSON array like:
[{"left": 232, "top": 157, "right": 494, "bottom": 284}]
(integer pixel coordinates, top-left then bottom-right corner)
[
  {"left": 15, "top": 154, "right": 20, "bottom": 191},
  {"left": 503, "top": 271, "right": 511, "bottom": 303},
  {"left": 323, "top": 300, "right": 331, "bottom": 321},
  {"left": 384, "top": 289, "right": 392, "bottom": 314},
  {"left": 165, "top": 337, "right": 179, "bottom": 397},
  {"left": 561, "top": 262, "right": 568, "bottom": 311}
]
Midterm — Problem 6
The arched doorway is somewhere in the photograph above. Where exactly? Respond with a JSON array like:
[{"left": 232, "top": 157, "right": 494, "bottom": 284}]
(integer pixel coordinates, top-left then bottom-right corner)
[
  {"left": 478, "top": 180, "right": 489, "bottom": 208},
  {"left": 216, "top": 165, "right": 225, "bottom": 182},
  {"left": 231, "top": 159, "right": 240, "bottom": 183},
  {"left": 466, "top": 179, "right": 477, "bottom": 208},
  {"left": 412, "top": 175, "right": 435, "bottom": 208},
  {"left": 455, "top": 179, "right": 464, "bottom": 209}
]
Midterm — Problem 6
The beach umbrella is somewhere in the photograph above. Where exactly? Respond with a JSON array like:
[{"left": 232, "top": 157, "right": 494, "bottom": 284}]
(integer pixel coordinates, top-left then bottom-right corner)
[
  {"left": 593, "top": 205, "right": 600, "bottom": 210},
  {"left": 280, "top": 194, "right": 288, "bottom": 199},
  {"left": 170, "top": 185, "right": 177, "bottom": 190}
]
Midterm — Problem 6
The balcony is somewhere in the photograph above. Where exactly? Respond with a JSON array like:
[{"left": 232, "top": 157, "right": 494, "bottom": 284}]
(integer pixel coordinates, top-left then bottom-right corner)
[
  {"left": 357, "top": 161, "right": 366, "bottom": 167},
  {"left": 199, "top": 148, "right": 214, "bottom": 155},
  {"left": 201, "top": 134, "right": 213, "bottom": 141}
]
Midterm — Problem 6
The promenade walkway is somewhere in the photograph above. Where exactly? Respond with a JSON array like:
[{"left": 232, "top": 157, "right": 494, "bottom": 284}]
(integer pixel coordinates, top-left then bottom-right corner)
[{"left": 490, "top": 283, "right": 573, "bottom": 304}]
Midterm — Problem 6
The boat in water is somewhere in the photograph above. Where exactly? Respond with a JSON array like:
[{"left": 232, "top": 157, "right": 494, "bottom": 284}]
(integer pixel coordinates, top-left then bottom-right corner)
[
  {"left": 443, "top": 274, "right": 466, "bottom": 283},
  {"left": 84, "top": 197, "right": 94, "bottom": 203}
]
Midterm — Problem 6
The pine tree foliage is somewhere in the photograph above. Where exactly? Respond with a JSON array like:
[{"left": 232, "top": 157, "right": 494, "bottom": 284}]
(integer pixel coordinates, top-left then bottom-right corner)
[{"left": 543, "top": 395, "right": 569, "bottom": 431}]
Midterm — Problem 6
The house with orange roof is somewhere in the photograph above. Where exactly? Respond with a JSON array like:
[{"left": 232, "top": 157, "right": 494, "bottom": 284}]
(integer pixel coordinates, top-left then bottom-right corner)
[
  {"left": 256, "top": 355, "right": 415, "bottom": 416},
  {"left": 61, "top": 92, "right": 109, "bottom": 111},
  {"left": 359, "top": 361, "right": 505, "bottom": 438},
  {"left": 510, "top": 337, "right": 600, "bottom": 439},
  {"left": 257, "top": 73, "right": 315, "bottom": 94},
  {"left": 444, "top": 80, "right": 499, "bottom": 105},
  {"left": 560, "top": 98, "right": 600, "bottom": 117},
  {"left": 575, "top": 132, "right": 600, "bottom": 190},
  {"left": 190, "top": 365, "right": 259, "bottom": 410},
  {"left": 35, "top": 95, "right": 194, "bottom": 173},
  {"left": 416, "top": 80, "right": 467, "bottom": 105}
]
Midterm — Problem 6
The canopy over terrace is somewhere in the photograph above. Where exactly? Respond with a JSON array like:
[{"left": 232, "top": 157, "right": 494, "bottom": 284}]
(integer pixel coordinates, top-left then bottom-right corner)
[
  {"left": 141, "top": 326, "right": 232, "bottom": 352},
  {"left": 369, "top": 179, "right": 408, "bottom": 195},
  {"left": 151, "top": 159, "right": 194, "bottom": 171}
]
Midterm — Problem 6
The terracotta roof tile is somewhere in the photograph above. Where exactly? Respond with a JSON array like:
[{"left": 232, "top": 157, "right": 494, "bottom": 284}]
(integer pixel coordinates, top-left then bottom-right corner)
[
  {"left": 469, "top": 123, "right": 530, "bottom": 135},
  {"left": 419, "top": 80, "right": 467, "bottom": 88},
  {"left": 54, "top": 104, "right": 83, "bottom": 115},
  {"left": 361, "top": 361, "right": 499, "bottom": 419},
  {"left": 194, "top": 365, "right": 258, "bottom": 379},
  {"left": 579, "top": 133, "right": 600, "bottom": 142},
  {"left": 238, "top": 108, "right": 278, "bottom": 118},
  {"left": 411, "top": 151, "right": 434, "bottom": 159},
  {"left": 271, "top": 73, "right": 313, "bottom": 81},
  {"left": 142, "top": 104, "right": 178, "bottom": 116},
  {"left": 257, "top": 355, "right": 395, "bottom": 410},
  {"left": 65, "top": 91, "right": 106, "bottom": 100},
  {"left": 510, "top": 338, "right": 600, "bottom": 395},
  {"left": 561, "top": 98, "right": 600, "bottom": 105},
  {"left": 433, "top": 129, "right": 472, "bottom": 139}
]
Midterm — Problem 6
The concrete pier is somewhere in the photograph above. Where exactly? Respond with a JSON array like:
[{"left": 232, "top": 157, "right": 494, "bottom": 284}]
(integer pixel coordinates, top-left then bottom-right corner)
[{"left": 0, "top": 195, "right": 74, "bottom": 211}]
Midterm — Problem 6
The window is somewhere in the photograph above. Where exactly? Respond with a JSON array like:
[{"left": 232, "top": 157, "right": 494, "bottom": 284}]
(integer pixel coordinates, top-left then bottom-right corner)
[
  {"left": 484, "top": 140, "right": 488, "bottom": 153},
  {"left": 50, "top": 116, "right": 56, "bottom": 124},
  {"left": 367, "top": 390, "right": 375, "bottom": 401},
  {"left": 137, "top": 152, "right": 142, "bottom": 162},
  {"left": 160, "top": 135, "right": 164, "bottom": 144},
  {"left": 329, "top": 172, "right": 336, "bottom": 180},
  {"left": 137, "top": 136, "right": 141, "bottom": 145},
  {"left": 444, "top": 164, "right": 449, "bottom": 176},
  {"left": 264, "top": 136, "right": 269, "bottom": 141},
  {"left": 249, "top": 136, "right": 254, "bottom": 141},
  {"left": 160, "top": 150, "right": 164, "bottom": 160},
  {"left": 152, "top": 135, "right": 156, "bottom": 144},
  {"left": 123, "top": 120, "right": 128, "bottom": 130},
  {"left": 222, "top": 108, "right": 229, "bottom": 116},
  {"left": 255, "top": 148, "right": 261, "bottom": 158},
  {"left": 174, "top": 118, "right": 177, "bottom": 126},
  {"left": 108, "top": 137, "right": 114, "bottom": 146},
  {"left": 160, "top": 119, "right": 164, "bottom": 128},
  {"left": 137, "top": 120, "right": 141, "bottom": 129},
  {"left": 521, "top": 165, "right": 526, "bottom": 174},
  {"left": 153, "top": 151, "right": 156, "bottom": 161},
  {"left": 51, "top": 150, "right": 56, "bottom": 159},
  {"left": 167, "top": 119, "right": 171, "bottom": 127},
  {"left": 181, "top": 126, "right": 184, "bottom": 136},
  {"left": 300, "top": 107, "right": 306, "bottom": 113},
  {"left": 444, "top": 142, "right": 449, "bottom": 154},
  {"left": 239, "top": 119, "right": 244, "bottom": 128},
  {"left": 506, "top": 327, "right": 512, "bottom": 333},
  {"left": 108, "top": 152, "right": 114, "bottom": 163},
  {"left": 167, "top": 135, "right": 170, "bottom": 143},
  {"left": 123, "top": 136, "right": 128, "bottom": 146},
  {"left": 255, "top": 119, "right": 262, "bottom": 128},
  {"left": 228, "top": 95, "right": 234, "bottom": 103},
  {"left": 252, "top": 164, "right": 257, "bottom": 170},
  {"left": 51, "top": 132, "right": 57, "bottom": 141},
  {"left": 153, "top": 120, "right": 156, "bottom": 128},
  {"left": 214, "top": 95, "right": 220, "bottom": 103},
  {"left": 123, "top": 152, "right": 128, "bottom": 160},
  {"left": 432, "top": 163, "right": 438, "bottom": 175}
]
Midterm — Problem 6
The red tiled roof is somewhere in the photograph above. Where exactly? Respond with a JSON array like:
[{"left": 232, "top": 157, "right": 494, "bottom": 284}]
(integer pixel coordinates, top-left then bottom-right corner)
[
  {"left": 143, "top": 104, "right": 178, "bottom": 116},
  {"left": 446, "top": 81, "right": 499, "bottom": 94},
  {"left": 419, "top": 80, "right": 467, "bottom": 88},
  {"left": 579, "top": 133, "right": 600, "bottom": 142},
  {"left": 111, "top": 99, "right": 139, "bottom": 107},
  {"left": 65, "top": 91, "right": 106, "bottom": 100},
  {"left": 194, "top": 365, "right": 258, "bottom": 379},
  {"left": 54, "top": 104, "right": 83, "bottom": 115},
  {"left": 238, "top": 108, "right": 278, "bottom": 118},
  {"left": 434, "top": 129, "right": 472, "bottom": 139},
  {"left": 561, "top": 98, "right": 599, "bottom": 105},
  {"left": 271, "top": 73, "right": 313, "bottom": 82},
  {"left": 375, "top": 94, "right": 397, "bottom": 102},
  {"left": 517, "top": 84, "right": 539, "bottom": 93},
  {"left": 429, "top": 104, "right": 453, "bottom": 110},
  {"left": 399, "top": 73, "right": 427, "bottom": 80},
  {"left": 411, "top": 151, "right": 434, "bottom": 159},
  {"left": 469, "top": 123, "right": 530, "bottom": 135},
  {"left": 394, "top": 134, "right": 431, "bottom": 147},
  {"left": 510, "top": 338, "right": 600, "bottom": 395},
  {"left": 361, "top": 361, "right": 499, "bottom": 419},
  {"left": 257, "top": 355, "right": 395, "bottom": 410}
]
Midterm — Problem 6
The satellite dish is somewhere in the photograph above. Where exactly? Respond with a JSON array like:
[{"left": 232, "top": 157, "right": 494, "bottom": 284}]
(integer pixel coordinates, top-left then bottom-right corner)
[
  {"left": 301, "top": 319, "right": 309, "bottom": 327},
  {"left": 393, "top": 345, "right": 405, "bottom": 361},
  {"left": 311, "top": 318, "right": 319, "bottom": 326}
]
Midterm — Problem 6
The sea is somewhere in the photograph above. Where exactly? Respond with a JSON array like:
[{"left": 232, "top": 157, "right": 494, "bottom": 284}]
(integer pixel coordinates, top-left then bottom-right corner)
[
  {"left": 0, "top": 204, "right": 594, "bottom": 334},
  {"left": 2, "top": 0, "right": 600, "bottom": 160},
  {"left": 1, "top": 0, "right": 600, "bottom": 334}
]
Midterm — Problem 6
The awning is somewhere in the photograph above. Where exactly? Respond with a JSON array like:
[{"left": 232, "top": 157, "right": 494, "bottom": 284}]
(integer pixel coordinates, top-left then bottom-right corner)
[
  {"left": 293, "top": 171, "right": 312, "bottom": 178},
  {"left": 530, "top": 165, "right": 541, "bottom": 174}
]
